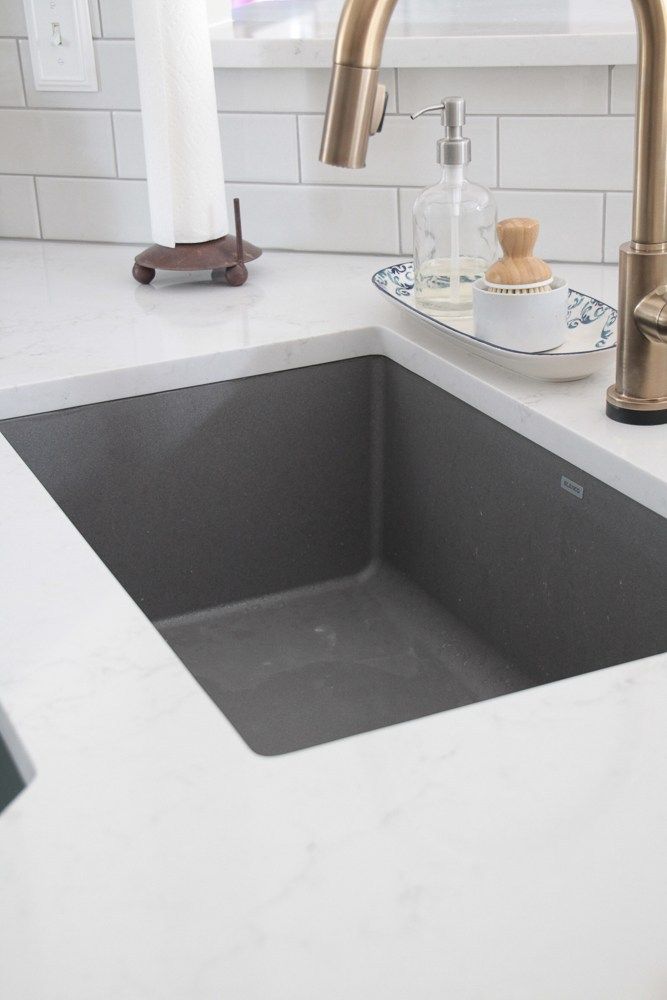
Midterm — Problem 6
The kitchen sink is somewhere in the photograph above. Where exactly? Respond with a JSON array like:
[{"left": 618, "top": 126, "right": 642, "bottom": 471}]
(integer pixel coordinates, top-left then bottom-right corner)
[{"left": 2, "top": 357, "right": 666, "bottom": 755}]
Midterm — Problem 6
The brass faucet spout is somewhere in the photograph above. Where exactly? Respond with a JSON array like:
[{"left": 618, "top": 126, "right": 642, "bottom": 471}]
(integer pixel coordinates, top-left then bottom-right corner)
[{"left": 631, "top": 0, "right": 667, "bottom": 246}]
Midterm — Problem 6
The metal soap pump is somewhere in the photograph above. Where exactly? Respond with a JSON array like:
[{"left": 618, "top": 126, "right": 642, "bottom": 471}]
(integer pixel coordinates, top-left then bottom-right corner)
[{"left": 411, "top": 97, "right": 496, "bottom": 320}]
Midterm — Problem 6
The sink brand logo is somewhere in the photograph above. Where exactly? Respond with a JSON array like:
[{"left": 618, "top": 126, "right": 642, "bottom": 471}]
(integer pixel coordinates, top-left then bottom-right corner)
[{"left": 561, "top": 476, "right": 584, "bottom": 500}]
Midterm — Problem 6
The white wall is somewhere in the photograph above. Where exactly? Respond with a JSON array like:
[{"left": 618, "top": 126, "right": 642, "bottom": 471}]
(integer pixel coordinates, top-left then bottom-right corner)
[{"left": 0, "top": 0, "right": 635, "bottom": 261}]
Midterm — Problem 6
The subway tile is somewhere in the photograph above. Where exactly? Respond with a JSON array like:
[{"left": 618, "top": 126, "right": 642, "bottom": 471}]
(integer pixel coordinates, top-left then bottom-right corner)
[
  {"left": 0, "top": 110, "right": 115, "bottom": 175},
  {"left": 0, "top": 176, "right": 40, "bottom": 237},
  {"left": 113, "top": 111, "right": 299, "bottom": 182},
  {"left": 226, "top": 183, "right": 399, "bottom": 253},
  {"left": 98, "top": 0, "right": 235, "bottom": 38},
  {"left": 0, "top": 0, "right": 100, "bottom": 37},
  {"left": 604, "top": 192, "right": 632, "bottom": 263},
  {"left": 611, "top": 65, "right": 636, "bottom": 115},
  {"left": 35, "top": 177, "right": 399, "bottom": 252},
  {"left": 20, "top": 39, "right": 139, "bottom": 109},
  {"left": 398, "top": 66, "right": 609, "bottom": 115},
  {"left": 215, "top": 68, "right": 396, "bottom": 114},
  {"left": 500, "top": 116, "right": 634, "bottom": 191},
  {"left": 0, "top": 39, "right": 24, "bottom": 106},
  {"left": 222, "top": 114, "right": 299, "bottom": 182},
  {"left": 36, "top": 177, "right": 150, "bottom": 241},
  {"left": 0, "top": 0, "right": 26, "bottom": 35},
  {"left": 99, "top": 0, "right": 134, "bottom": 37},
  {"left": 494, "top": 191, "right": 604, "bottom": 262},
  {"left": 299, "top": 114, "right": 497, "bottom": 189},
  {"left": 398, "top": 188, "right": 604, "bottom": 261}
]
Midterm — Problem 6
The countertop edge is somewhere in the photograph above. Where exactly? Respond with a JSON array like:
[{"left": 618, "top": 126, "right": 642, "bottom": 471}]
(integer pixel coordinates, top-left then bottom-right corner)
[{"left": 209, "top": 31, "right": 638, "bottom": 69}]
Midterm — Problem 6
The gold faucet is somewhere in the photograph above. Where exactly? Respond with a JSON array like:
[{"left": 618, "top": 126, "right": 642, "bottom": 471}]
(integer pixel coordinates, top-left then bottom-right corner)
[{"left": 320, "top": 0, "right": 667, "bottom": 425}]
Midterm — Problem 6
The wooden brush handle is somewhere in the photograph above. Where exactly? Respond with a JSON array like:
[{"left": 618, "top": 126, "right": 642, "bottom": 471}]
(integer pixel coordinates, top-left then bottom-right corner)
[{"left": 485, "top": 217, "right": 552, "bottom": 286}]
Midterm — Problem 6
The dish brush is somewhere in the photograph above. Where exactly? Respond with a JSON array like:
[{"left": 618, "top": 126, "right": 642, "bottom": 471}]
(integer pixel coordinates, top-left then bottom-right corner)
[{"left": 484, "top": 217, "right": 553, "bottom": 295}]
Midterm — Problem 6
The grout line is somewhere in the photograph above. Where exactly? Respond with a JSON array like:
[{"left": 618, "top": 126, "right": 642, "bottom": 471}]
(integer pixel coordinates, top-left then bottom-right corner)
[
  {"left": 0, "top": 105, "right": 638, "bottom": 119},
  {"left": 0, "top": 173, "right": 635, "bottom": 196},
  {"left": 395, "top": 187, "right": 403, "bottom": 254},
  {"left": 295, "top": 114, "right": 302, "bottom": 183},
  {"left": 109, "top": 111, "right": 119, "bottom": 177},
  {"left": 0, "top": 104, "right": 141, "bottom": 113},
  {"left": 601, "top": 191, "right": 608, "bottom": 262},
  {"left": 263, "top": 111, "right": 636, "bottom": 119},
  {"left": 608, "top": 66, "right": 613, "bottom": 114},
  {"left": 32, "top": 176, "right": 43, "bottom": 238},
  {"left": 495, "top": 116, "right": 500, "bottom": 188},
  {"left": 15, "top": 37, "right": 28, "bottom": 107},
  {"left": 394, "top": 67, "right": 400, "bottom": 114}
]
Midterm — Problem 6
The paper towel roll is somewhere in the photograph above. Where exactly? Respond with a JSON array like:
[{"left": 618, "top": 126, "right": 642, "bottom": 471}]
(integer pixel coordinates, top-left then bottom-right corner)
[{"left": 131, "top": 0, "right": 229, "bottom": 247}]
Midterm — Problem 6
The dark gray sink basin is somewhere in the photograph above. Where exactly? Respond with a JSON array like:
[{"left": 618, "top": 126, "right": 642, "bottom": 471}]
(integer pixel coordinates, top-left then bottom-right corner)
[
  {"left": 0, "top": 705, "right": 31, "bottom": 814},
  {"left": 2, "top": 357, "right": 666, "bottom": 755},
  {"left": 0, "top": 732, "right": 25, "bottom": 814}
]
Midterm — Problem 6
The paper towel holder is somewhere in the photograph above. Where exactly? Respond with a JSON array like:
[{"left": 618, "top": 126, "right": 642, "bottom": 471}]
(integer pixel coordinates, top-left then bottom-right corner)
[{"left": 132, "top": 199, "right": 262, "bottom": 286}]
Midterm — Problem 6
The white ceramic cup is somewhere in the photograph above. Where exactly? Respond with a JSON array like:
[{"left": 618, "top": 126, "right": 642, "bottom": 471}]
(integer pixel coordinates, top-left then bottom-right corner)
[{"left": 472, "top": 277, "right": 568, "bottom": 353}]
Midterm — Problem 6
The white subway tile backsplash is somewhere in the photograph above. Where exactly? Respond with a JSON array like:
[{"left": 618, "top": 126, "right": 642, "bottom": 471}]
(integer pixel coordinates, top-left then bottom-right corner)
[
  {"left": 35, "top": 176, "right": 398, "bottom": 252},
  {"left": 36, "top": 177, "right": 151, "bottom": 242},
  {"left": 0, "top": 39, "right": 24, "bottom": 106},
  {"left": 494, "top": 191, "right": 604, "bottom": 262},
  {"left": 0, "top": 176, "right": 40, "bottom": 237},
  {"left": 398, "top": 66, "right": 609, "bottom": 115},
  {"left": 611, "top": 66, "right": 636, "bottom": 115},
  {"left": 215, "top": 68, "right": 396, "bottom": 114},
  {"left": 222, "top": 114, "right": 299, "bottom": 182},
  {"left": 99, "top": 0, "right": 134, "bottom": 37},
  {"left": 604, "top": 192, "right": 632, "bottom": 263},
  {"left": 500, "top": 116, "right": 634, "bottom": 191},
  {"left": 0, "top": 110, "right": 115, "bottom": 176},
  {"left": 98, "top": 0, "right": 222, "bottom": 38},
  {"left": 398, "top": 188, "right": 604, "bottom": 261},
  {"left": 0, "top": 0, "right": 26, "bottom": 35},
  {"left": 226, "top": 183, "right": 399, "bottom": 253},
  {"left": 113, "top": 111, "right": 299, "bottom": 182},
  {"left": 0, "top": 57, "right": 639, "bottom": 260},
  {"left": 0, "top": 0, "right": 99, "bottom": 37},
  {"left": 299, "top": 114, "right": 497, "bottom": 189},
  {"left": 20, "top": 39, "right": 139, "bottom": 110}
]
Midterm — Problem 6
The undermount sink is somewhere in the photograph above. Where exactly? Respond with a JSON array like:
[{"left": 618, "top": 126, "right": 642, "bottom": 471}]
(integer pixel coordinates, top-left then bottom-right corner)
[{"left": 2, "top": 357, "right": 666, "bottom": 755}]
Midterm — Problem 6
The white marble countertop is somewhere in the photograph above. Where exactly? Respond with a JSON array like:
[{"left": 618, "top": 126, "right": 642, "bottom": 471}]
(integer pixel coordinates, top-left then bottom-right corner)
[
  {"left": 210, "top": 0, "right": 638, "bottom": 68},
  {"left": 0, "top": 240, "right": 666, "bottom": 1000}
]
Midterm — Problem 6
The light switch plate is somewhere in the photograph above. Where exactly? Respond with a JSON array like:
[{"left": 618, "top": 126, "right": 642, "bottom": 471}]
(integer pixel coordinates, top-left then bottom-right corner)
[{"left": 23, "top": 0, "right": 98, "bottom": 91}]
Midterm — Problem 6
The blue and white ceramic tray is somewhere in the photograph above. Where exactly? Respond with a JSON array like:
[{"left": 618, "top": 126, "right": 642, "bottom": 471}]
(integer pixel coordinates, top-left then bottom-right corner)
[{"left": 372, "top": 261, "right": 617, "bottom": 382}]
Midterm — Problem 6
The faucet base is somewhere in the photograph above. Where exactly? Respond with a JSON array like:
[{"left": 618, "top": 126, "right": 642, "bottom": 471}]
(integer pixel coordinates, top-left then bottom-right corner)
[
  {"left": 607, "top": 242, "right": 667, "bottom": 422},
  {"left": 606, "top": 387, "right": 667, "bottom": 424}
]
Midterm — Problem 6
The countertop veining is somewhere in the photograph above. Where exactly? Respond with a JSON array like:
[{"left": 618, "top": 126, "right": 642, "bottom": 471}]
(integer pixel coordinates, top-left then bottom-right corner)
[{"left": 0, "top": 240, "right": 666, "bottom": 1000}]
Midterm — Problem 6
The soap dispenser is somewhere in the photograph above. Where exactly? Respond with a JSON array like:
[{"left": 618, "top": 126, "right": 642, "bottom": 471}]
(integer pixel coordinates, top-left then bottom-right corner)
[{"left": 411, "top": 97, "right": 497, "bottom": 320}]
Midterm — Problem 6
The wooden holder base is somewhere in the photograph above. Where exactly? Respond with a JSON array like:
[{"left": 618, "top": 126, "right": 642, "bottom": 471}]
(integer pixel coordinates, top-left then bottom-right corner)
[{"left": 132, "top": 198, "right": 261, "bottom": 287}]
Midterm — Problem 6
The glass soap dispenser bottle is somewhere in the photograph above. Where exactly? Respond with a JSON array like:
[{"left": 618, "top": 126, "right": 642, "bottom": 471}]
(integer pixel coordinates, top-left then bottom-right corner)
[{"left": 411, "top": 97, "right": 496, "bottom": 320}]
